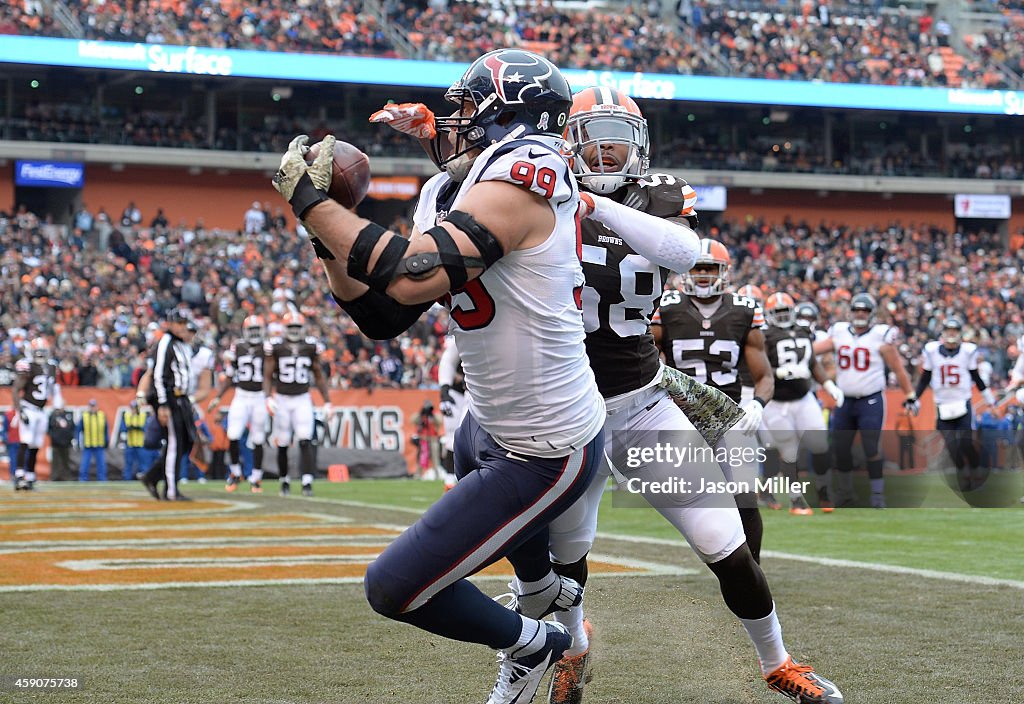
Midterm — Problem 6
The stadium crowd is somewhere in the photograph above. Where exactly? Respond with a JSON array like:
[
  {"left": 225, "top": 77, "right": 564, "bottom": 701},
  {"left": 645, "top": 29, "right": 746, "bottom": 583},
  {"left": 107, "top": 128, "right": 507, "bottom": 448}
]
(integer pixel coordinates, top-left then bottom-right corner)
[
  {"left": 0, "top": 205, "right": 448, "bottom": 392},
  {"left": 2, "top": 202, "right": 1023, "bottom": 394},
  {"left": 4, "top": 0, "right": 1019, "bottom": 88}
]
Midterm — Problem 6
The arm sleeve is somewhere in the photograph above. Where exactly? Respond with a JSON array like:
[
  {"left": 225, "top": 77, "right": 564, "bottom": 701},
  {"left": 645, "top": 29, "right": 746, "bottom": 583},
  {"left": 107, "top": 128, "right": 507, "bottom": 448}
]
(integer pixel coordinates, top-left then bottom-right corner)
[
  {"left": 438, "top": 337, "right": 460, "bottom": 387},
  {"left": 970, "top": 368, "right": 988, "bottom": 391},
  {"left": 914, "top": 369, "right": 932, "bottom": 399},
  {"left": 333, "top": 290, "right": 433, "bottom": 340},
  {"left": 588, "top": 194, "right": 700, "bottom": 273}
]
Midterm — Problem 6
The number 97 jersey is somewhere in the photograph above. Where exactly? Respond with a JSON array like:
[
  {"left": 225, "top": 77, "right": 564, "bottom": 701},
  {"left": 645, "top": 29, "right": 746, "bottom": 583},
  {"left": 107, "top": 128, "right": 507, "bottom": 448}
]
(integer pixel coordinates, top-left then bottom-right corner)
[{"left": 653, "top": 292, "right": 762, "bottom": 404}]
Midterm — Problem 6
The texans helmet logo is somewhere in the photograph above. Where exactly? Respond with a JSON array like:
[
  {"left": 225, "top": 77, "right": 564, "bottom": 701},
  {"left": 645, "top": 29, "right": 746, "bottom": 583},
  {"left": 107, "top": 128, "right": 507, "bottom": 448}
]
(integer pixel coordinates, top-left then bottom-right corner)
[{"left": 483, "top": 51, "right": 553, "bottom": 105}]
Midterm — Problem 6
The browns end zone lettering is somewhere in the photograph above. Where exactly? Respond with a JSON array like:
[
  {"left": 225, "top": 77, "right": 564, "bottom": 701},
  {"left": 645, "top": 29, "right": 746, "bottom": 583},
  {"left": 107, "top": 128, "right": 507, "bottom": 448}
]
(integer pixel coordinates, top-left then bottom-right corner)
[{"left": 318, "top": 407, "right": 403, "bottom": 452}]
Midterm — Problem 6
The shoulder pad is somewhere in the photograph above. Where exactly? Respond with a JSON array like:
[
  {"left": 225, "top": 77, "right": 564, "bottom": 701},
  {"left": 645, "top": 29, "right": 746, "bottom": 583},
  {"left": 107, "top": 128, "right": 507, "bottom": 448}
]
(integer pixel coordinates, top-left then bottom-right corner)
[
  {"left": 471, "top": 139, "right": 574, "bottom": 202},
  {"left": 625, "top": 173, "right": 695, "bottom": 219}
]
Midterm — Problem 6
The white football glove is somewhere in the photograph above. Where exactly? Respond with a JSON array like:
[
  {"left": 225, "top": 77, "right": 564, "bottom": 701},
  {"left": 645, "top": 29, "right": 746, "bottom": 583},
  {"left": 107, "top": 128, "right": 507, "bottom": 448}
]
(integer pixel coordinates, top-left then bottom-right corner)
[
  {"left": 266, "top": 396, "right": 279, "bottom": 417},
  {"left": 982, "top": 388, "right": 996, "bottom": 407},
  {"left": 734, "top": 400, "right": 764, "bottom": 436},
  {"left": 823, "top": 380, "right": 844, "bottom": 408},
  {"left": 903, "top": 396, "right": 920, "bottom": 416},
  {"left": 368, "top": 102, "right": 437, "bottom": 139}
]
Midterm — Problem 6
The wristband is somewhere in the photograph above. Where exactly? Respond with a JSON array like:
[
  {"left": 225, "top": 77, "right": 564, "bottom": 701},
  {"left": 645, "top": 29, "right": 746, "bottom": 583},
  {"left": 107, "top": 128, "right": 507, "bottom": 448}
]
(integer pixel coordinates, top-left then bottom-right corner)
[
  {"left": 289, "top": 172, "right": 329, "bottom": 220},
  {"left": 753, "top": 396, "right": 768, "bottom": 408}
]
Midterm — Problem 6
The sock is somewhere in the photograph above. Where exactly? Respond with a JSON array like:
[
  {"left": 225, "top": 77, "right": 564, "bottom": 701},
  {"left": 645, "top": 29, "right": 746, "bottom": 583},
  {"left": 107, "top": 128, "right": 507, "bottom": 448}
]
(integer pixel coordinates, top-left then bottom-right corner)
[
  {"left": 505, "top": 615, "right": 546, "bottom": 658},
  {"left": 814, "top": 466, "right": 832, "bottom": 494},
  {"left": 278, "top": 447, "right": 289, "bottom": 481},
  {"left": 229, "top": 464, "right": 242, "bottom": 478},
  {"left": 302, "top": 472, "right": 314, "bottom": 487},
  {"left": 26, "top": 471, "right": 36, "bottom": 483},
  {"left": 870, "top": 477, "right": 884, "bottom": 494},
  {"left": 229, "top": 440, "right": 240, "bottom": 466},
  {"left": 513, "top": 572, "right": 560, "bottom": 619},
  {"left": 740, "top": 604, "right": 789, "bottom": 676},
  {"left": 554, "top": 605, "right": 588, "bottom": 656},
  {"left": 250, "top": 468, "right": 263, "bottom": 483},
  {"left": 280, "top": 476, "right": 290, "bottom": 486},
  {"left": 253, "top": 445, "right": 264, "bottom": 469}
]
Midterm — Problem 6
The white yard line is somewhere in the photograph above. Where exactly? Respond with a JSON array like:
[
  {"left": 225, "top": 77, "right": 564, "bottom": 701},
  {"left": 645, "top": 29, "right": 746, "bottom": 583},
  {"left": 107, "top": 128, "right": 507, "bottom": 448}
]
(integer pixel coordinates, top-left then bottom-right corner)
[{"left": 594, "top": 531, "right": 1024, "bottom": 590}]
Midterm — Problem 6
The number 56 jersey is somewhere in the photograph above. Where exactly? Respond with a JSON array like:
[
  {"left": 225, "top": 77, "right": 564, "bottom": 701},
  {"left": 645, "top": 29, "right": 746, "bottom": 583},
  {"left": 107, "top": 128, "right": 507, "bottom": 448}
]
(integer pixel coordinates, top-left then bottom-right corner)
[
  {"left": 265, "top": 337, "right": 323, "bottom": 396},
  {"left": 654, "top": 292, "right": 762, "bottom": 404}
]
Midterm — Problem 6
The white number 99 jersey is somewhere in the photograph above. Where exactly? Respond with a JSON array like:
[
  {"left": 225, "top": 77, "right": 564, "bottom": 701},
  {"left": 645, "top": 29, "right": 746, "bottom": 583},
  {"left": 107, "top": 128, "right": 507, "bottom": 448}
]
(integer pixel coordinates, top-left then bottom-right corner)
[
  {"left": 413, "top": 136, "right": 604, "bottom": 458},
  {"left": 827, "top": 322, "right": 898, "bottom": 397}
]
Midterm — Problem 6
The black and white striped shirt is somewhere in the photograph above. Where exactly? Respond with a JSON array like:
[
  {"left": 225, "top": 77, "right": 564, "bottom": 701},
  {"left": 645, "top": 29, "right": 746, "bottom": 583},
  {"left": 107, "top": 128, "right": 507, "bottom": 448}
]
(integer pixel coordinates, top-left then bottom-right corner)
[{"left": 152, "top": 333, "right": 192, "bottom": 406}]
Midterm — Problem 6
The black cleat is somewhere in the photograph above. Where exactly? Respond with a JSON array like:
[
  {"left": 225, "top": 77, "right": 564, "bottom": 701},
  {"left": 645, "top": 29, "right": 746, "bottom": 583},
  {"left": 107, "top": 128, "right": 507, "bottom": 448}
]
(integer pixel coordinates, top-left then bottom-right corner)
[
  {"left": 141, "top": 477, "right": 162, "bottom": 500},
  {"left": 280, "top": 481, "right": 290, "bottom": 496},
  {"left": 171, "top": 493, "right": 192, "bottom": 501},
  {"left": 302, "top": 484, "right": 313, "bottom": 497}
]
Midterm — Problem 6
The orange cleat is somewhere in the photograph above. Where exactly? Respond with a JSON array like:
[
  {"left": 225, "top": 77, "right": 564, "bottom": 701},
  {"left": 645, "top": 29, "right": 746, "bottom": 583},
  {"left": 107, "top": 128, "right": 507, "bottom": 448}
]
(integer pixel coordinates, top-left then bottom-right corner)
[
  {"left": 759, "top": 491, "right": 782, "bottom": 510},
  {"left": 765, "top": 656, "right": 843, "bottom": 703},
  {"left": 789, "top": 496, "right": 814, "bottom": 516},
  {"left": 225, "top": 475, "right": 240, "bottom": 493},
  {"left": 817, "top": 487, "right": 834, "bottom": 513},
  {"left": 250, "top": 481, "right": 263, "bottom": 494},
  {"left": 547, "top": 619, "right": 594, "bottom": 704}
]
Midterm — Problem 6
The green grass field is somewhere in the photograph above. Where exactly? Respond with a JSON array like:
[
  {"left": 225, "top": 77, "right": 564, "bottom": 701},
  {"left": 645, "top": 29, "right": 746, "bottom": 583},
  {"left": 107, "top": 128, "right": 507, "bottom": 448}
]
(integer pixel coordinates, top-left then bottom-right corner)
[{"left": 1, "top": 479, "right": 1022, "bottom": 703}]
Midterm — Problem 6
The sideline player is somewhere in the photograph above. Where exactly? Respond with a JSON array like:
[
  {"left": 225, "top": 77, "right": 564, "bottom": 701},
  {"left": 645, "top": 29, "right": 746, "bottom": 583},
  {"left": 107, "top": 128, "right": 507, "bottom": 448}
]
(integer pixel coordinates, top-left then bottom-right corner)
[
  {"left": 263, "top": 311, "right": 330, "bottom": 496},
  {"left": 762, "top": 293, "right": 844, "bottom": 514},
  {"left": 276, "top": 49, "right": 605, "bottom": 703},
  {"left": 12, "top": 338, "right": 62, "bottom": 490},
  {"left": 208, "top": 315, "right": 270, "bottom": 492},
  {"left": 915, "top": 318, "right": 994, "bottom": 491},
  {"left": 813, "top": 293, "right": 917, "bottom": 508}
]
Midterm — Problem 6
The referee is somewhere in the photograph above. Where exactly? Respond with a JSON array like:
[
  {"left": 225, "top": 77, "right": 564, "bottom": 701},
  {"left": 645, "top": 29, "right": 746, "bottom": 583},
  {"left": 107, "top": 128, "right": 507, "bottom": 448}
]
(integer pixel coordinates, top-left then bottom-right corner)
[{"left": 141, "top": 310, "right": 196, "bottom": 501}]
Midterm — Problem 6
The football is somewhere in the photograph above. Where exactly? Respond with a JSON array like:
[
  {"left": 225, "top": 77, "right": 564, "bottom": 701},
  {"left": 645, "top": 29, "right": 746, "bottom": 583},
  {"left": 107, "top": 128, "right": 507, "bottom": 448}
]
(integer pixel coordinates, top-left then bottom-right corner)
[{"left": 306, "top": 140, "right": 371, "bottom": 209}]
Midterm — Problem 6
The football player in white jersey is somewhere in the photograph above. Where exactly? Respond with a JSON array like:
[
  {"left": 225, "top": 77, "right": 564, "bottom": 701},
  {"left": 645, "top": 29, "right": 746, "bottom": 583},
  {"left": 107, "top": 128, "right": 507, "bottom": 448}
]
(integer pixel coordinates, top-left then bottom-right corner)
[
  {"left": 273, "top": 49, "right": 605, "bottom": 703},
  {"left": 436, "top": 336, "right": 467, "bottom": 490},
  {"left": 12, "top": 338, "right": 62, "bottom": 490},
  {"left": 915, "top": 318, "right": 995, "bottom": 491},
  {"left": 813, "top": 293, "right": 916, "bottom": 508}
]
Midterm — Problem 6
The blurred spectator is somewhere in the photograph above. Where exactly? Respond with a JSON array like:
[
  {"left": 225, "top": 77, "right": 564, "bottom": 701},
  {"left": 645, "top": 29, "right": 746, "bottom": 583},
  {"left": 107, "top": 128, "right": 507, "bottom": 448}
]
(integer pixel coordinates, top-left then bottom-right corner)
[
  {"left": 119, "top": 398, "right": 152, "bottom": 481},
  {"left": 77, "top": 398, "right": 109, "bottom": 481},
  {"left": 47, "top": 405, "right": 76, "bottom": 481}
]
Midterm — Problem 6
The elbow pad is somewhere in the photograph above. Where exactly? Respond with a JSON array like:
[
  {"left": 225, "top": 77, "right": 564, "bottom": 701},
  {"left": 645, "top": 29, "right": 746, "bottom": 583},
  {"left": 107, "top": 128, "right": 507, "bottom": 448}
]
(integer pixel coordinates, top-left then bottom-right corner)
[{"left": 333, "top": 290, "right": 431, "bottom": 340}]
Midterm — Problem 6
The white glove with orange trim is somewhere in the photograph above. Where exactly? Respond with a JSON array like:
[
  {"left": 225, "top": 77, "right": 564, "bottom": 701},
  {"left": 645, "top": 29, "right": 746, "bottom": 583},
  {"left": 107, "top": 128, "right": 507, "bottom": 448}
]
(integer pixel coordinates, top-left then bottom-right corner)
[
  {"left": 369, "top": 102, "right": 436, "bottom": 139},
  {"left": 266, "top": 396, "right": 279, "bottom": 417}
]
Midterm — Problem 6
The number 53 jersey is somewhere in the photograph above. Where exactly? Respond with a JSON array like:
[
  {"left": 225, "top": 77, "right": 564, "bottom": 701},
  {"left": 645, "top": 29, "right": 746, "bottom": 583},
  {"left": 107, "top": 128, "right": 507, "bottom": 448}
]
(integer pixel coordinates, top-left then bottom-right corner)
[{"left": 654, "top": 292, "right": 762, "bottom": 404}]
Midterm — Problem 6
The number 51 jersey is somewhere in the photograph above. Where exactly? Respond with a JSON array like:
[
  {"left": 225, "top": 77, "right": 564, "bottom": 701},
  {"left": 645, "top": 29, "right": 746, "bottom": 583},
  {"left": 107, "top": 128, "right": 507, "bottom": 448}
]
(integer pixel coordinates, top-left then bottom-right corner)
[{"left": 654, "top": 292, "right": 762, "bottom": 404}]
